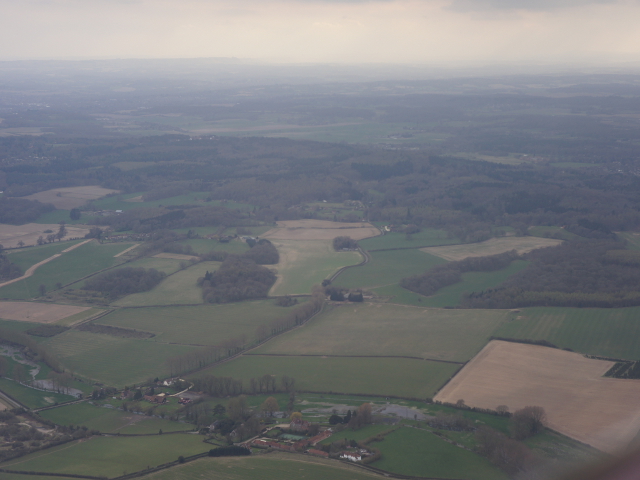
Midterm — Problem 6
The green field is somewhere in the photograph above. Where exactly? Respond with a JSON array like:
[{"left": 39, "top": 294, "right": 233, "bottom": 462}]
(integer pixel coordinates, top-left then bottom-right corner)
[
  {"left": 372, "top": 427, "right": 507, "bottom": 480},
  {"left": 194, "top": 355, "right": 459, "bottom": 399},
  {"left": 494, "top": 306, "right": 640, "bottom": 360},
  {"left": 6, "top": 240, "right": 83, "bottom": 271},
  {"left": 255, "top": 304, "right": 508, "bottom": 362},
  {"left": 333, "top": 249, "right": 446, "bottom": 289},
  {"left": 98, "top": 300, "right": 291, "bottom": 346},
  {"left": 144, "top": 453, "right": 384, "bottom": 480},
  {"left": 55, "top": 307, "right": 105, "bottom": 326},
  {"left": 359, "top": 229, "right": 458, "bottom": 250},
  {"left": 270, "top": 239, "right": 362, "bottom": 295},
  {"left": 0, "top": 242, "right": 129, "bottom": 299},
  {"left": 44, "top": 330, "right": 196, "bottom": 386},
  {"left": 33, "top": 209, "right": 88, "bottom": 225},
  {"left": 39, "top": 402, "right": 192, "bottom": 434},
  {"left": 114, "top": 261, "right": 221, "bottom": 306},
  {"left": 419, "top": 260, "right": 529, "bottom": 307},
  {"left": 176, "top": 238, "right": 250, "bottom": 255},
  {"left": 2, "top": 434, "right": 209, "bottom": 478},
  {"left": 0, "top": 378, "right": 74, "bottom": 409},
  {"left": 527, "top": 226, "right": 581, "bottom": 241}
]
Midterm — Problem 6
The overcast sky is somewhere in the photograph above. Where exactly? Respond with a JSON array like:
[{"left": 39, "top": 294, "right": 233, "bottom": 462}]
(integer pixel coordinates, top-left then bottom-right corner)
[{"left": 1, "top": 0, "right": 639, "bottom": 65}]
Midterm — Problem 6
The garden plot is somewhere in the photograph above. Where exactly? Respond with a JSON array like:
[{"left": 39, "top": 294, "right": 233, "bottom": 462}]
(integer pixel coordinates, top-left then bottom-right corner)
[{"left": 435, "top": 340, "right": 640, "bottom": 453}]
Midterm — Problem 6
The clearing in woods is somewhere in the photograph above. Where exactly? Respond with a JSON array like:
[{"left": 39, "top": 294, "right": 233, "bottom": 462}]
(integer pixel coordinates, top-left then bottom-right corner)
[
  {"left": 22, "top": 186, "right": 119, "bottom": 209},
  {"left": 262, "top": 219, "right": 380, "bottom": 241},
  {"left": 434, "top": 340, "right": 640, "bottom": 453},
  {"left": 269, "top": 239, "right": 362, "bottom": 295},
  {"left": 0, "top": 223, "right": 91, "bottom": 248},
  {"left": 113, "top": 261, "right": 221, "bottom": 306},
  {"left": 253, "top": 304, "right": 508, "bottom": 362},
  {"left": 422, "top": 236, "right": 562, "bottom": 261},
  {"left": 0, "top": 301, "right": 90, "bottom": 323}
]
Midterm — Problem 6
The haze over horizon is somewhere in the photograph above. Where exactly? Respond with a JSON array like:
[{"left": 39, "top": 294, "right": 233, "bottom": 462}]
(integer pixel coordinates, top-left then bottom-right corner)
[{"left": 1, "top": 0, "right": 640, "bottom": 67}]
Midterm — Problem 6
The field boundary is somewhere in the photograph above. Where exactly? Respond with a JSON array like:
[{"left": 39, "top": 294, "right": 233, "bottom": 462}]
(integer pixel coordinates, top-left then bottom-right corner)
[
  {"left": 244, "top": 353, "right": 465, "bottom": 365},
  {"left": 328, "top": 247, "right": 370, "bottom": 283}
]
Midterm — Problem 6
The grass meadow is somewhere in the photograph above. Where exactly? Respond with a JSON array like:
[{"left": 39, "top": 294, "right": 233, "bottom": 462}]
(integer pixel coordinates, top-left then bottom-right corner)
[
  {"left": 43, "top": 330, "right": 195, "bottom": 386},
  {"left": 333, "top": 249, "right": 446, "bottom": 289},
  {"left": 112, "top": 256, "right": 185, "bottom": 275},
  {"left": 270, "top": 239, "right": 362, "bottom": 295},
  {"left": 144, "top": 453, "right": 383, "bottom": 480},
  {"left": 2, "top": 434, "right": 209, "bottom": 478},
  {"left": 114, "top": 261, "right": 221, "bottom": 306},
  {"left": 254, "top": 304, "right": 508, "bottom": 362},
  {"left": 176, "top": 238, "right": 250, "bottom": 255},
  {"left": 98, "top": 300, "right": 290, "bottom": 346},
  {"left": 494, "top": 306, "right": 640, "bottom": 361},
  {"left": 39, "top": 403, "right": 192, "bottom": 434},
  {"left": 372, "top": 427, "right": 507, "bottom": 480},
  {"left": 358, "top": 229, "right": 458, "bottom": 250},
  {"left": 194, "top": 355, "right": 460, "bottom": 399},
  {"left": 6, "top": 241, "right": 83, "bottom": 271},
  {"left": 0, "top": 378, "right": 74, "bottom": 409},
  {"left": 0, "top": 242, "right": 129, "bottom": 299}
]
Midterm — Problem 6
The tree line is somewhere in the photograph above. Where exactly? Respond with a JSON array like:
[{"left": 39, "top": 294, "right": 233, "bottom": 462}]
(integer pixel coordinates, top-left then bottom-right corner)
[{"left": 401, "top": 250, "right": 519, "bottom": 297}]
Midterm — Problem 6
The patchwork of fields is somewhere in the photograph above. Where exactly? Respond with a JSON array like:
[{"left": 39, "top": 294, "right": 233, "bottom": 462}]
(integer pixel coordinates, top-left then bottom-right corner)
[{"left": 435, "top": 341, "right": 640, "bottom": 453}]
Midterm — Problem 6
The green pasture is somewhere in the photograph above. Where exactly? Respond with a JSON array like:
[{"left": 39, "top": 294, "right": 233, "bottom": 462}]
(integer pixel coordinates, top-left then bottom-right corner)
[
  {"left": 98, "top": 300, "right": 289, "bottom": 346},
  {"left": 333, "top": 249, "right": 446, "bottom": 289},
  {"left": 6, "top": 241, "right": 83, "bottom": 271},
  {"left": 40, "top": 402, "right": 191, "bottom": 434},
  {"left": 0, "top": 242, "right": 128, "bottom": 299},
  {"left": 419, "top": 260, "right": 529, "bottom": 307},
  {"left": 144, "top": 454, "right": 383, "bottom": 480},
  {"left": 373, "top": 427, "right": 506, "bottom": 480},
  {"left": 319, "top": 424, "right": 398, "bottom": 445},
  {"left": 494, "top": 306, "right": 640, "bottom": 361},
  {"left": 195, "top": 355, "right": 459, "bottom": 399},
  {"left": 2, "top": 434, "right": 209, "bottom": 478},
  {"left": 113, "top": 256, "right": 185, "bottom": 275},
  {"left": 370, "top": 284, "right": 431, "bottom": 306},
  {"left": 270, "top": 239, "right": 362, "bottom": 296},
  {"left": 359, "top": 229, "right": 457, "bottom": 251},
  {"left": 255, "top": 304, "right": 507, "bottom": 362},
  {"left": 114, "top": 261, "right": 221, "bottom": 306},
  {"left": 0, "top": 378, "right": 74, "bottom": 409},
  {"left": 0, "top": 318, "right": 36, "bottom": 334},
  {"left": 44, "top": 330, "right": 195, "bottom": 386}
]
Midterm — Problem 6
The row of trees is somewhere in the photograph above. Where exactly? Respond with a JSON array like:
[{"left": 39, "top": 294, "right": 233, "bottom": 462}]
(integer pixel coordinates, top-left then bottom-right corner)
[{"left": 191, "top": 374, "right": 297, "bottom": 397}]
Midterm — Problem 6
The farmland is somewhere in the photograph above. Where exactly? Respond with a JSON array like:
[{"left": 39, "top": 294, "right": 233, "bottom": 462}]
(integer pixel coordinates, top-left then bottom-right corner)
[
  {"left": 254, "top": 303, "right": 508, "bottom": 362},
  {"left": 493, "top": 306, "right": 640, "bottom": 360},
  {"left": 114, "top": 261, "right": 221, "bottom": 306},
  {"left": 194, "top": 355, "right": 460, "bottom": 398},
  {"left": 0, "top": 241, "right": 132, "bottom": 299},
  {"left": 144, "top": 453, "right": 384, "bottom": 480},
  {"left": 373, "top": 427, "right": 506, "bottom": 480},
  {"left": 435, "top": 340, "right": 640, "bottom": 452},
  {"left": 422, "top": 236, "right": 562, "bottom": 261},
  {"left": 262, "top": 219, "right": 379, "bottom": 241},
  {"left": 43, "top": 330, "right": 196, "bottom": 386},
  {"left": 97, "top": 300, "right": 289, "bottom": 346},
  {"left": 358, "top": 228, "right": 458, "bottom": 250},
  {"left": 0, "top": 223, "right": 91, "bottom": 248},
  {"left": 112, "top": 255, "right": 185, "bottom": 275},
  {"left": 2, "top": 434, "right": 209, "bottom": 478},
  {"left": 333, "top": 248, "right": 446, "bottom": 289},
  {"left": 269, "top": 239, "right": 362, "bottom": 295},
  {"left": 0, "top": 301, "right": 89, "bottom": 323},
  {"left": 22, "top": 186, "right": 119, "bottom": 209},
  {"left": 39, "top": 402, "right": 192, "bottom": 434},
  {"left": 0, "top": 378, "right": 74, "bottom": 409}
]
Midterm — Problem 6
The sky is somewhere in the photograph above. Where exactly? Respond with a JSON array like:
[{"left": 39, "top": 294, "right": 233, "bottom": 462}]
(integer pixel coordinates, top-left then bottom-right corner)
[{"left": 1, "top": 0, "right": 640, "bottom": 65}]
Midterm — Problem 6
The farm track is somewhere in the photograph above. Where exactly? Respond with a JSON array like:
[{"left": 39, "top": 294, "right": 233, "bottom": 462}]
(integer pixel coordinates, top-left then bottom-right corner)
[{"left": 0, "top": 239, "right": 93, "bottom": 289}]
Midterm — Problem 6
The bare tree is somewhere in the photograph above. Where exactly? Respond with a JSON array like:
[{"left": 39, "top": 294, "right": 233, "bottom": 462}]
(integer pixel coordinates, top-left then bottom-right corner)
[{"left": 510, "top": 406, "right": 546, "bottom": 440}]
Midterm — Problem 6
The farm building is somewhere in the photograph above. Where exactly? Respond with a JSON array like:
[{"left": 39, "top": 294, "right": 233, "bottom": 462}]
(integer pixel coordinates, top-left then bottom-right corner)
[{"left": 290, "top": 418, "right": 310, "bottom": 432}]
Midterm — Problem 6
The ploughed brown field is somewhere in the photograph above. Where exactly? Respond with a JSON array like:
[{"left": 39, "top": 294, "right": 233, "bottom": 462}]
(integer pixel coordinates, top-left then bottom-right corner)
[
  {"left": 262, "top": 219, "right": 379, "bottom": 241},
  {"left": 435, "top": 340, "right": 640, "bottom": 453},
  {"left": 0, "top": 301, "right": 90, "bottom": 323},
  {"left": 22, "top": 186, "right": 119, "bottom": 209}
]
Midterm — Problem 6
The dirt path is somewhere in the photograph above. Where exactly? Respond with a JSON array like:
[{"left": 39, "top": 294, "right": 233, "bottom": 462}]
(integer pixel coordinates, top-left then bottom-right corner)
[
  {"left": 114, "top": 244, "right": 139, "bottom": 257},
  {"left": 0, "top": 239, "right": 93, "bottom": 288}
]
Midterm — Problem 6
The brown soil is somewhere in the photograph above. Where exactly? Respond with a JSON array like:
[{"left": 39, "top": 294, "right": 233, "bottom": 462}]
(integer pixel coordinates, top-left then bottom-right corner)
[
  {"left": 435, "top": 340, "right": 640, "bottom": 453},
  {"left": 0, "top": 301, "right": 90, "bottom": 324},
  {"left": 22, "top": 186, "right": 119, "bottom": 209}
]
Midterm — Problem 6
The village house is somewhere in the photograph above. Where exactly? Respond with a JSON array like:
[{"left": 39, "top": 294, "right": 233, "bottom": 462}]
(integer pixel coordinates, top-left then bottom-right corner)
[
  {"left": 143, "top": 394, "right": 167, "bottom": 404},
  {"left": 289, "top": 418, "right": 310, "bottom": 432}
]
